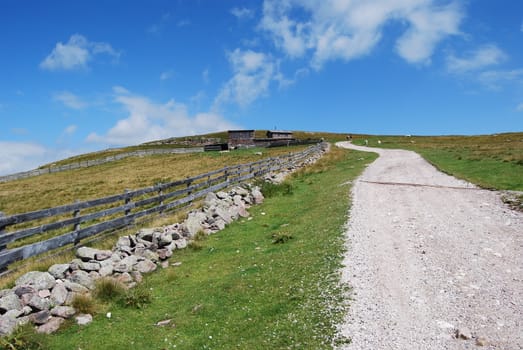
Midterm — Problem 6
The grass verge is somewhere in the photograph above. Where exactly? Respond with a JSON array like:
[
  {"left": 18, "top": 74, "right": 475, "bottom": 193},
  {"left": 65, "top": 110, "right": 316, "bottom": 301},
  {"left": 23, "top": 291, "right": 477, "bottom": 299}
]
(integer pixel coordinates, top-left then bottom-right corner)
[{"left": 27, "top": 145, "right": 376, "bottom": 349}]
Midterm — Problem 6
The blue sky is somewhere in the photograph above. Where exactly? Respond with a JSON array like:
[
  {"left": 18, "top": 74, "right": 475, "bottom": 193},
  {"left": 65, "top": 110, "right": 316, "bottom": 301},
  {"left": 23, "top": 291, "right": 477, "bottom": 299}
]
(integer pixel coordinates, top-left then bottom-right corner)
[{"left": 1, "top": 0, "right": 522, "bottom": 175}]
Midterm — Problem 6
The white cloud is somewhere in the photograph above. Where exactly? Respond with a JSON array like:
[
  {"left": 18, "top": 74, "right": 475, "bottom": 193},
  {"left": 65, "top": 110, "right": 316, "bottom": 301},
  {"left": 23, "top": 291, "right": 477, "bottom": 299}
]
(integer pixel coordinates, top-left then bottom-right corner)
[
  {"left": 478, "top": 69, "right": 523, "bottom": 89},
  {"left": 259, "top": 0, "right": 463, "bottom": 68},
  {"left": 231, "top": 7, "right": 255, "bottom": 20},
  {"left": 40, "top": 34, "right": 119, "bottom": 71},
  {"left": 64, "top": 125, "right": 77, "bottom": 135},
  {"left": 202, "top": 68, "right": 210, "bottom": 84},
  {"left": 0, "top": 142, "right": 76, "bottom": 176},
  {"left": 53, "top": 91, "right": 87, "bottom": 109},
  {"left": 214, "top": 49, "right": 277, "bottom": 107},
  {"left": 517, "top": 103, "right": 523, "bottom": 112},
  {"left": 447, "top": 44, "right": 507, "bottom": 73},
  {"left": 160, "top": 70, "right": 175, "bottom": 80},
  {"left": 86, "top": 88, "right": 239, "bottom": 146}
]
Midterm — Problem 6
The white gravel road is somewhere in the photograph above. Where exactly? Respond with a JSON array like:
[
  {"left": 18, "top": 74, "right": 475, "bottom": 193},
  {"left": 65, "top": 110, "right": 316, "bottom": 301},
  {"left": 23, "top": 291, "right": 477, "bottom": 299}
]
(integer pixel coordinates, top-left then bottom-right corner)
[{"left": 336, "top": 142, "right": 523, "bottom": 350}]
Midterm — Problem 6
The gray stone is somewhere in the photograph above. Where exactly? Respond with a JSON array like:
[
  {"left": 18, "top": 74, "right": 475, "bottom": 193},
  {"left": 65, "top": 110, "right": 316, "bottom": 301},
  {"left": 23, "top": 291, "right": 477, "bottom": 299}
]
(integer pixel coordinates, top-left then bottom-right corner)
[
  {"left": 19, "top": 292, "right": 34, "bottom": 306},
  {"left": 113, "top": 255, "right": 138, "bottom": 273},
  {"left": 76, "top": 313, "right": 92, "bottom": 326},
  {"left": 48, "top": 264, "right": 71, "bottom": 279},
  {"left": 233, "top": 195, "right": 243, "bottom": 206},
  {"left": 67, "top": 270, "right": 94, "bottom": 289},
  {"left": 117, "top": 244, "right": 133, "bottom": 256},
  {"left": 76, "top": 247, "right": 100, "bottom": 261},
  {"left": 50, "top": 283, "right": 68, "bottom": 306},
  {"left": 38, "top": 289, "right": 51, "bottom": 298},
  {"left": 88, "top": 271, "right": 101, "bottom": 281},
  {"left": 116, "top": 236, "right": 131, "bottom": 249},
  {"left": 28, "top": 295, "right": 52, "bottom": 311},
  {"left": 95, "top": 250, "right": 112, "bottom": 261},
  {"left": 214, "top": 206, "right": 233, "bottom": 224},
  {"left": 15, "top": 271, "right": 56, "bottom": 291},
  {"left": 134, "top": 259, "right": 157, "bottom": 274},
  {"left": 232, "top": 186, "right": 249, "bottom": 197},
  {"left": 158, "top": 232, "right": 173, "bottom": 247},
  {"left": 251, "top": 187, "right": 264, "bottom": 204},
  {"left": 99, "top": 261, "right": 114, "bottom": 277},
  {"left": 137, "top": 228, "right": 160, "bottom": 242},
  {"left": 50, "top": 306, "right": 76, "bottom": 319},
  {"left": 130, "top": 271, "right": 143, "bottom": 283},
  {"left": 135, "top": 249, "right": 159, "bottom": 263},
  {"left": 78, "top": 261, "right": 101, "bottom": 272},
  {"left": 36, "top": 316, "right": 65, "bottom": 334},
  {"left": 22, "top": 305, "right": 33, "bottom": 315},
  {"left": 0, "top": 289, "right": 12, "bottom": 298},
  {"left": 0, "top": 293, "right": 22, "bottom": 312},
  {"left": 227, "top": 205, "right": 240, "bottom": 220},
  {"left": 184, "top": 211, "right": 207, "bottom": 237},
  {"left": 174, "top": 238, "right": 188, "bottom": 249},
  {"left": 0, "top": 315, "right": 17, "bottom": 336},
  {"left": 63, "top": 280, "right": 89, "bottom": 294},
  {"left": 216, "top": 191, "right": 229, "bottom": 199},
  {"left": 4, "top": 309, "right": 24, "bottom": 319},
  {"left": 157, "top": 248, "right": 172, "bottom": 260},
  {"left": 16, "top": 315, "right": 30, "bottom": 326},
  {"left": 204, "top": 192, "right": 219, "bottom": 208},
  {"left": 115, "top": 272, "right": 134, "bottom": 285},
  {"left": 30, "top": 310, "right": 51, "bottom": 325}
]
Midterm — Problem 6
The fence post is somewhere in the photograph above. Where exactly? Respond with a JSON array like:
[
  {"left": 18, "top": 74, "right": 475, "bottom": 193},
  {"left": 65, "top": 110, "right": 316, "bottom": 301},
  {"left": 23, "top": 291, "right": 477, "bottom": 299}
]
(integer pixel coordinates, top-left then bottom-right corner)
[
  {"left": 158, "top": 184, "right": 164, "bottom": 215},
  {"left": 124, "top": 189, "right": 131, "bottom": 216},
  {"left": 73, "top": 200, "right": 81, "bottom": 246},
  {"left": 0, "top": 211, "right": 6, "bottom": 252},
  {"left": 0, "top": 211, "right": 6, "bottom": 273}
]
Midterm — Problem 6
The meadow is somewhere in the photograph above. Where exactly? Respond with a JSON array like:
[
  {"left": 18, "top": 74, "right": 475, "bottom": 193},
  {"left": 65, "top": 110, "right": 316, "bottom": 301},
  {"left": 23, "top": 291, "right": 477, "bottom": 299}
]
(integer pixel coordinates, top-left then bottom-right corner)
[{"left": 2, "top": 145, "right": 376, "bottom": 349}]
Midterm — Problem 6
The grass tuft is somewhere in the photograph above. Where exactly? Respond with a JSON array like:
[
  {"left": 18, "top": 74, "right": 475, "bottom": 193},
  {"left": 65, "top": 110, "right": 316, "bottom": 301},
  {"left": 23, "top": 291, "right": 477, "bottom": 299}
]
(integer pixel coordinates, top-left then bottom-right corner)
[
  {"left": 0, "top": 323, "right": 48, "bottom": 350},
  {"left": 119, "top": 284, "right": 152, "bottom": 309},
  {"left": 271, "top": 231, "right": 293, "bottom": 244},
  {"left": 257, "top": 181, "right": 294, "bottom": 197},
  {"left": 93, "top": 278, "right": 126, "bottom": 302},
  {"left": 71, "top": 294, "right": 96, "bottom": 315}
]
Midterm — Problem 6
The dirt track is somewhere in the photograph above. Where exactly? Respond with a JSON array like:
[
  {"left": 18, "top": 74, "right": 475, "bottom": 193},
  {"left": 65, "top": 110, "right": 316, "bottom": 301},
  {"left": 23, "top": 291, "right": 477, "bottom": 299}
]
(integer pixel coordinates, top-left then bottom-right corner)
[{"left": 336, "top": 142, "right": 523, "bottom": 350}]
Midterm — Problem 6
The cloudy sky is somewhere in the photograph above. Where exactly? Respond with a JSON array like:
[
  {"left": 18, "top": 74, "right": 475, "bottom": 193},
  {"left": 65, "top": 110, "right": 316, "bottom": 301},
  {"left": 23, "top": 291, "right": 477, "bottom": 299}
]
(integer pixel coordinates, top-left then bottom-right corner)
[{"left": 1, "top": 0, "right": 522, "bottom": 175}]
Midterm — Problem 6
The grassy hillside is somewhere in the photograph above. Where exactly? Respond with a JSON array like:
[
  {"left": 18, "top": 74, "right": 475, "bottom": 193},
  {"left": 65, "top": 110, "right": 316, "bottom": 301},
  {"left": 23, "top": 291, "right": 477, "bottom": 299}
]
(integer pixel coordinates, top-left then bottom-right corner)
[
  {"left": 21, "top": 146, "right": 376, "bottom": 349},
  {"left": 0, "top": 146, "right": 307, "bottom": 216},
  {"left": 351, "top": 132, "right": 523, "bottom": 191}
]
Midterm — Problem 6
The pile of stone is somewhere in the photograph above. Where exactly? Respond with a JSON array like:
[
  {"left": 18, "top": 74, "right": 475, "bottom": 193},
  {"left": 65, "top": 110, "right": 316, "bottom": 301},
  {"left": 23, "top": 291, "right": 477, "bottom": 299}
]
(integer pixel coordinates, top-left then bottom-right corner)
[
  {"left": 264, "top": 143, "right": 329, "bottom": 184},
  {"left": 0, "top": 184, "right": 263, "bottom": 336}
]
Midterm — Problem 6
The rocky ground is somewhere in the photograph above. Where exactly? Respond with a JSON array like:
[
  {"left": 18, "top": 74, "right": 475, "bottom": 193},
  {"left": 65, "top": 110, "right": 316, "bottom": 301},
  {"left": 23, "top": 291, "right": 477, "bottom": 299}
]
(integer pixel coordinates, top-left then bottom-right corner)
[{"left": 336, "top": 142, "right": 523, "bottom": 350}]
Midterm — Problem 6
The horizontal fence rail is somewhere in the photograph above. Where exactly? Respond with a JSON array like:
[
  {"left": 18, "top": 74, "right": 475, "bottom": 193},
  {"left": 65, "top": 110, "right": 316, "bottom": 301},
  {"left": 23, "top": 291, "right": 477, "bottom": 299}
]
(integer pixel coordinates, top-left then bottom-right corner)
[
  {"left": 0, "top": 143, "right": 326, "bottom": 271},
  {"left": 0, "top": 147, "right": 204, "bottom": 183}
]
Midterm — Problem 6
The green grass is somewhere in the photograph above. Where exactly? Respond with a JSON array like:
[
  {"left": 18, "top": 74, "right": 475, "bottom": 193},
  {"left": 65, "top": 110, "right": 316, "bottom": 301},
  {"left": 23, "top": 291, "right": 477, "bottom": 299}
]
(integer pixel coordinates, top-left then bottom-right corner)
[
  {"left": 352, "top": 133, "right": 523, "bottom": 191},
  {"left": 30, "top": 146, "right": 376, "bottom": 350}
]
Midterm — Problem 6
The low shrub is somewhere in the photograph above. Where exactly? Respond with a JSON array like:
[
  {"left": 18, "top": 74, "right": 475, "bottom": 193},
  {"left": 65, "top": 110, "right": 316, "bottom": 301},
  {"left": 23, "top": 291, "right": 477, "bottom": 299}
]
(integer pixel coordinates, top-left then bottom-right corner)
[
  {"left": 119, "top": 285, "right": 152, "bottom": 309},
  {"left": 0, "top": 324, "right": 48, "bottom": 350}
]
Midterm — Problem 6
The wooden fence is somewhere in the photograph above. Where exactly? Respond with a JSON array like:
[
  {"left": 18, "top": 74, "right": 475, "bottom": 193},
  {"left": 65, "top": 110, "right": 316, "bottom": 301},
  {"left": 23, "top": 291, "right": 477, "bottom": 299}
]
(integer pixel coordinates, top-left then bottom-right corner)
[
  {"left": 0, "top": 143, "right": 326, "bottom": 271},
  {"left": 0, "top": 147, "right": 204, "bottom": 183}
]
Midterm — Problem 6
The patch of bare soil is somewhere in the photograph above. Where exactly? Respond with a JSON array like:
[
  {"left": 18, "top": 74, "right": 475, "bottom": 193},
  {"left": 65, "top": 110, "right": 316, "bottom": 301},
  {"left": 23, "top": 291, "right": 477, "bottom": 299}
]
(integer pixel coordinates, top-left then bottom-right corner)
[{"left": 336, "top": 142, "right": 523, "bottom": 350}]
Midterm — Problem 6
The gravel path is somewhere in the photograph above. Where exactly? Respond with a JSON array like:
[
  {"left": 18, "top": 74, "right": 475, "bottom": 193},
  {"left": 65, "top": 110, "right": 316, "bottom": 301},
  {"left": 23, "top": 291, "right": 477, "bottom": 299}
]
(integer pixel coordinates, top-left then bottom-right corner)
[{"left": 335, "top": 142, "right": 523, "bottom": 350}]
